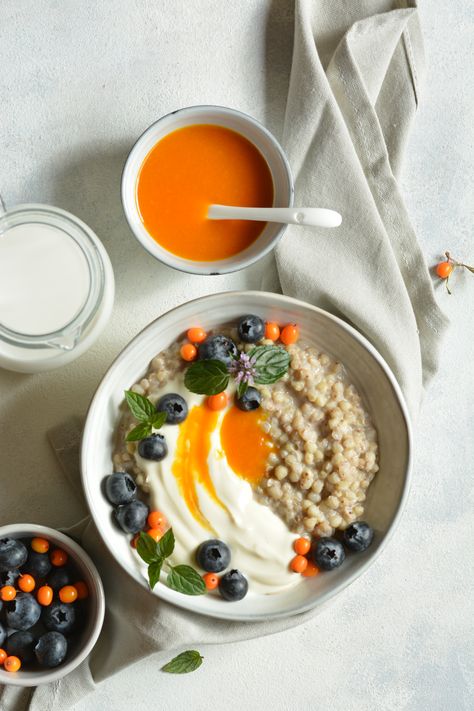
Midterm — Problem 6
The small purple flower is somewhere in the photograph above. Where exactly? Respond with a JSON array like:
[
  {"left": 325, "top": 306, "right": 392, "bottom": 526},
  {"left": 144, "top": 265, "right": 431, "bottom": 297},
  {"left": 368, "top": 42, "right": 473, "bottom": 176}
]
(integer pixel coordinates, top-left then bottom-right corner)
[{"left": 229, "top": 351, "right": 257, "bottom": 386}]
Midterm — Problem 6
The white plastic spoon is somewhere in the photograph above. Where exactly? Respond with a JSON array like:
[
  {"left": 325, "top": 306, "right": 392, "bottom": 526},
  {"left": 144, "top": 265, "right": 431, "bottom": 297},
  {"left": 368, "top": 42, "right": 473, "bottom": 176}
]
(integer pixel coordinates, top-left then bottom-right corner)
[{"left": 208, "top": 204, "right": 342, "bottom": 228}]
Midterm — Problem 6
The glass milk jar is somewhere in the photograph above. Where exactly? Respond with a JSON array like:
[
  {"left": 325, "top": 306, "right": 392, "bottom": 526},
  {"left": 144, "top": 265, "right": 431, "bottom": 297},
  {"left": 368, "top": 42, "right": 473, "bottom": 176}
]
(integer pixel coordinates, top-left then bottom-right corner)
[{"left": 0, "top": 203, "right": 114, "bottom": 373}]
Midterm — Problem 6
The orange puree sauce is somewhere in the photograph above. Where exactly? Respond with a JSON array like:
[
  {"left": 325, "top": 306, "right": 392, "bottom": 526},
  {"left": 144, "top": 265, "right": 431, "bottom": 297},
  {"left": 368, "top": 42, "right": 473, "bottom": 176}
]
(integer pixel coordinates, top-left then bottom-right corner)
[
  {"left": 220, "top": 406, "right": 273, "bottom": 486},
  {"left": 136, "top": 124, "right": 274, "bottom": 261}
]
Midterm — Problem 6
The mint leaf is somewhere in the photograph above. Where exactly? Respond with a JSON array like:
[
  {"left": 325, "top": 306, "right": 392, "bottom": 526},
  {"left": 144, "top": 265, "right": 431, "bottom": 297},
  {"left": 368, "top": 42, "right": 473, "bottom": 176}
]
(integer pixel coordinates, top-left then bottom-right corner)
[
  {"left": 167, "top": 565, "right": 206, "bottom": 595},
  {"left": 126, "top": 422, "right": 152, "bottom": 442},
  {"left": 136, "top": 532, "right": 160, "bottom": 565},
  {"left": 148, "top": 559, "right": 163, "bottom": 590},
  {"left": 150, "top": 411, "right": 167, "bottom": 429},
  {"left": 236, "top": 380, "right": 248, "bottom": 399},
  {"left": 184, "top": 360, "right": 230, "bottom": 395},
  {"left": 161, "top": 650, "right": 203, "bottom": 674},
  {"left": 250, "top": 346, "right": 290, "bottom": 385},
  {"left": 124, "top": 390, "right": 156, "bottom": 422},
  {"left": 157, "top": 528, "right": 175, "bottom": 559}
]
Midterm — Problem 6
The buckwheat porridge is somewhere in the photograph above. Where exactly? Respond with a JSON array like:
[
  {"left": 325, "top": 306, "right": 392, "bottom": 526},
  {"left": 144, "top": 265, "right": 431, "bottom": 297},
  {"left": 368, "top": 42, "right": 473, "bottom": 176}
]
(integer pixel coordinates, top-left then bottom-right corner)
[{"left": 107, "top": 316, "right": 378, "bottom": 599}]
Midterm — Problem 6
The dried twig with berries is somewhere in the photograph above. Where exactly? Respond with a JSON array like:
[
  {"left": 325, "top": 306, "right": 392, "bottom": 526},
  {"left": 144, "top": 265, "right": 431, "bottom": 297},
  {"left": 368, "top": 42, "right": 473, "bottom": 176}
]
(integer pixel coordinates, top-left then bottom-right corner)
[{"left": 435, "top": 252, "right": 474, "bottom": 294}]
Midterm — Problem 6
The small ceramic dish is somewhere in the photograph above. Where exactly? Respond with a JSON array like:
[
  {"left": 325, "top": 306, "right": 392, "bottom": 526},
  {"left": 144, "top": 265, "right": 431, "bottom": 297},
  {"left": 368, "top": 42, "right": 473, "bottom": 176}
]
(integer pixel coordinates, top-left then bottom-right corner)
[
  {"left": 0, "top": 524, "right": 105, "bottom": 687},
  {"left": 121, "top": 105, "right": 294, "bottom": 275},
  {"left": 81, "top": 291, "right": 412, "bottom": 622}
]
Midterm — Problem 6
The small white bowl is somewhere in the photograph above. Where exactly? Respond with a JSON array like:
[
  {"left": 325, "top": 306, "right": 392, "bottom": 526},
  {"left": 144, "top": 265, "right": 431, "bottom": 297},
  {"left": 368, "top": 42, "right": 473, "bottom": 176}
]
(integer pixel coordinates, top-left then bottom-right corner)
[
  {"left": 0, "top": 524, "right": 105, "bottom": 687},
  {"left": 121, "top": 105, "right": 294, "bottom": 275},
  {"left": 81, "top": 291, "right": 412, "bottom": 622}
]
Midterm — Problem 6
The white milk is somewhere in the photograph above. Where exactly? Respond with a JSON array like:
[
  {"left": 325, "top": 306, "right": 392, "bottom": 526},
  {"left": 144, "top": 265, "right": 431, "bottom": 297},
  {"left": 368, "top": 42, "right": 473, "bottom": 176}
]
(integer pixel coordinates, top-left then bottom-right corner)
[{"left": 0, "top": 222, "right": 90, "bottom": 335}]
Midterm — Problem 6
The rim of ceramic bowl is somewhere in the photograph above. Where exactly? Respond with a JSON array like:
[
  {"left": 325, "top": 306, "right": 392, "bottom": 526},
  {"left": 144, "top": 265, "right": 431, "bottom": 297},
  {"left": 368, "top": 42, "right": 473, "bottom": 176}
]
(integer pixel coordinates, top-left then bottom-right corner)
[
  {"left": 0, "top": 523, "right": 105, "bottom": 687},
  {"left": 121, "top": 105, "right": 294, "bottom": 275},
  {"left": 81, "top": 290, "right": 413, "bottom": 622}
]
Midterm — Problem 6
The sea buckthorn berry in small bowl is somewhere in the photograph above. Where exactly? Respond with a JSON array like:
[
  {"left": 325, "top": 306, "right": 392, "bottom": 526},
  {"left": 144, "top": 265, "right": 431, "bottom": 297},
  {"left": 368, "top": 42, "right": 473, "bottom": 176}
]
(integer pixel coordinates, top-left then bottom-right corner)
[
  {"left": 180, "top": 343, "right": 197, "bottom": 361},
  {"left": 280, "top": 323, "right": 299, "bottom": 345},
  {"left": 50, "top": 549, "right": 68, "bottom": 567},
  {"left": 293, "top": 537, "right": 311, "bottom": 556},
  {"left": 73, "top": 581, "right": 89, "bottom": 600},
  {"left": 206, "top": 392, "right": 228, "bottom": 411},
  {"left": 264, "top": 321, "right": 280, "bottom": 341},
  {"left": 31, "top": 537, "right": 50, "bottom": 554},
  {"left": 37, "top": 585, "right": 53, "bottom": 607},
  {"left": 59, "top": 586, "right": 78, "bottom": 604},
  {"left": 187, "top": 327, "right": 207, "bottom": 344},
  {"left": 147, "top": 511, "right": 167, "bottom": 530},
  {"left": 4, "top": 656, "right": 21, "bottom": 673},
  {"left": 290, "top": 555, "right": 308, "bottom": 574},
  {"left": 0, "top": 585, "right": 16, "bottom": 601},
  {"left": 0, "top": 649, "right": 6, "bottom": 665},
  {"left": 202, "top": 573, "right": 219, "bottom": 591},
  {"left": 18, "top": 574, "right": 36, "bottom": 593}
]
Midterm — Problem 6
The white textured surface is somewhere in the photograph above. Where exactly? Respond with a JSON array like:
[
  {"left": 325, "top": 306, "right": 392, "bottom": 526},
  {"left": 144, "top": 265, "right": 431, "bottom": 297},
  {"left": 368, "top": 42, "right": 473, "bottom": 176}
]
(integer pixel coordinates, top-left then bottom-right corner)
[{"left": 0, "top": 1, "right": 473, "bottom": 709}]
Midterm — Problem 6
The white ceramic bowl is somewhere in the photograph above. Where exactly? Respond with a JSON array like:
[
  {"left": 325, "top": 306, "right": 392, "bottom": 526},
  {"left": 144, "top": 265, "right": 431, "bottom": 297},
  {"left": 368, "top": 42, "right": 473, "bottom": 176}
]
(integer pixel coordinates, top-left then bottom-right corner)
[
  {"left": 0, "top": 524, "right": 105, "bottom": 686},
  {"left": 121, "top": 105, "right": 294, "bottom": 275},
  {"left": 81, "top": 291, "right": 411, "bottom": 621}
]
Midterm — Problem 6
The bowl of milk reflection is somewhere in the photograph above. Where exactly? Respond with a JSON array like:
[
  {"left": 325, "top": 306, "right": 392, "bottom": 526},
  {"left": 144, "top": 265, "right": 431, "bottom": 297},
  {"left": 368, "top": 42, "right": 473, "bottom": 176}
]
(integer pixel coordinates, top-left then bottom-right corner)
[{"left": 0, "top": 203, "right": 114, "bottom": 373}]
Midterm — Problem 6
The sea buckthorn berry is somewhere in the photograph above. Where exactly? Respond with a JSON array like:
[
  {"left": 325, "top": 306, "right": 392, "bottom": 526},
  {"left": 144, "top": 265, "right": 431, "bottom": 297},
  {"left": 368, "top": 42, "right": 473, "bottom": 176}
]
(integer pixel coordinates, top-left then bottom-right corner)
[
  {"left": 4, "top": 656, "right": 21, "bottom": 672},
  {"left": 280, "top": 324, "right": 299, "bottom": 345},
  {"left": 147, "top": 510, "right": 167, "bottom": 530},
  {"left": 180, "top": 343, "right": 198, "bottom": 361},
  {"left": 0, "top": 649, "right": 6, "bottom": 665},
  {"left": 59, "top": 585, "right": 78, "bottom": 604},
  {"left": 146, "top": 528, "right": 163, "bottom": 542},
  {"left": 18, "top": 574, "right": 35, "bottom": 593},
  {"left": 0, "top": 585, "right": 16, "bottom": 601},
  {"left": 74, "top": 581, "right": 89, "bottom": 600},
  {"left": 203, "top": 572, "right": 219, "bottom": 591},
  {"left": 50, "top": 548, "right": 68, "bottom": 567},
  {"left": 265, "top": 322, "right": 280, "bottom": 341},
  {"left": 293, "top": 537, "right": 311, "bottom": 556},
  {"left": 187, "top": 327, "right": 207, "bottom": 344},
  {"left": 290, "top": 555, "right": 308, "bottom": 574},
  {"left": 130, "top": 533, "right": 140, "bottom": 549},
  {"left": 302, "top": 560, "right": 320, "bottom": 578},
  {"left": 436, "top": 261, "right": 453, "bottom": 279},
  {"left": 37, "top": 585, "right": 53, "bottom": 606},
  {"left": 207, "top": 392, "right": 228, "bottom": 411},
  {"left": 31, "top": 537, "right": 49, "bottom": 554}
]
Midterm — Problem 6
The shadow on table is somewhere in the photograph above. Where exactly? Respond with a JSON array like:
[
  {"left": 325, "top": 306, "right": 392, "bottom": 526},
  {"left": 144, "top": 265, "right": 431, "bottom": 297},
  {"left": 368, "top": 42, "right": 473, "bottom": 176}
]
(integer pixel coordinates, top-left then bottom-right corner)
[{"left": 263, "top": 0, "right": 295, "bottom": 139}]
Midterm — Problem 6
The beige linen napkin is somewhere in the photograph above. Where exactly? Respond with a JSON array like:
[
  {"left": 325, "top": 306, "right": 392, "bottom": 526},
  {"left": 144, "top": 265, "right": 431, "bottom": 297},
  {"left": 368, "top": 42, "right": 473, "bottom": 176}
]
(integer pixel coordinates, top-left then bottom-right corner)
[{"left": 1, "top": 1, "right": 447, "bottom": 709}]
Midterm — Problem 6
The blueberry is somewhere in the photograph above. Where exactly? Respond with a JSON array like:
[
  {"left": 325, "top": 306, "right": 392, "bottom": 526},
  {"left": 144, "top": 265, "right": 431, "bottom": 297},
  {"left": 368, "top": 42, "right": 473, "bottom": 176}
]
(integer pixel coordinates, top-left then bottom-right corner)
[
  {"left": 105, "top": 471, "right": 137, "bottom": 506},
  {"left": 138, "top": 433, "right": 168, "bottom": 461},
  {"left": 23, "top": 550, "right": 52, "bottom": 578},
  {"left": 42, "top": 601, "right": 76, "bottom": 634},
  {"left": 198, "top": 335, "right": 238, "bottom": 366},
  {"left": 0, "top": 621, "right": 6, "bottom": 647},
  {"left": 7, "top": 631, "right": 36, "bottom": 663},
  {"left": 238, "top": 315, "right": 265, "bottom": 343},
  {"left": 35, "top": 631, "right": 68, "bottom": 668},
  {"left": 0, "top": 538, "right": 28, "bottom": 572},
  {"left": 114, "top": 499, "right": 149, "bottom": 534},
  {"left": 156, "top": 393, "right": 188, "bottom": 424},
  {"left": 218, "top": 569, "right": 248, "bottom": 601},
  {"left": 342, "top": 521, "right": 374, "bottom": 552},
  {"left": 196, "top": 539, "right": 231, "bottom": 573},
  {"left": 236, "top": 386, "right": 261, "bottom": 411},
  {"left": 5, "top": 592, "right": 41, "bottom": 630},
  {"left": 313, "top": 537, "right": 345, "bottom": 571},
  {"left": 0, "top": 569, "right": 20, "bottom": 587},
  {"left": 47, "top": 567, "right": 72, "bottom": 592}
]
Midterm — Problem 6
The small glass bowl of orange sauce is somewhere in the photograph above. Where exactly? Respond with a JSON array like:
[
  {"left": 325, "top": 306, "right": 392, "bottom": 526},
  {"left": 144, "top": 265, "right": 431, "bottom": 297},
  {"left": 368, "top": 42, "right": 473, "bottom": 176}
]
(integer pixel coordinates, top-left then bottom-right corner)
[{"left": 121, "top": 105, "right": 294, "bottom": 275}]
